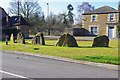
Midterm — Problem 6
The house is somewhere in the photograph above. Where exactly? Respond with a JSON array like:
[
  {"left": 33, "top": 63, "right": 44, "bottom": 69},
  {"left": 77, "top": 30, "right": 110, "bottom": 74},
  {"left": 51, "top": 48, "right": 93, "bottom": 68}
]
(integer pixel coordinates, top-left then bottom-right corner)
[
  {"left": 82, "top": 6, "right": 119, "bottom": 38},
  {"left": 9, "top": 16, "right": 30, "bottom": 38},
  {"left": 0, "top": 7, "right": 10, "bottom": 40},
  {"left": 0, "top": 7, "right": 29, "bottom": 40}
]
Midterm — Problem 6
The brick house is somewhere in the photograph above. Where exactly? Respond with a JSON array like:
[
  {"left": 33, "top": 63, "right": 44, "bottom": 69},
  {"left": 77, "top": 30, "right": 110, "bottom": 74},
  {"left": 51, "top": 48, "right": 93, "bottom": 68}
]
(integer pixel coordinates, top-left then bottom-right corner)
[
  {"left": 0, "top": 7, "right": 10, "bottom": 40},
  {"left": 82, "top": 6, "right": 119, "bottom": 38},
  {"left": 9, "top": 16, "right": 30, "bottom": 38},
  {"left": 0, "top": 7, "right": 29, "bottom": 40}
]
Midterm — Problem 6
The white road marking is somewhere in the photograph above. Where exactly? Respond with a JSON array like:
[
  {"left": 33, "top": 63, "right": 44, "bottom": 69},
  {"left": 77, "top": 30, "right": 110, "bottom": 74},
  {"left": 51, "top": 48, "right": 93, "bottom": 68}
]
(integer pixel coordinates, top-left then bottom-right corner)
[{"left": 0, "top": 70, "right": 27, "bottom": 78}]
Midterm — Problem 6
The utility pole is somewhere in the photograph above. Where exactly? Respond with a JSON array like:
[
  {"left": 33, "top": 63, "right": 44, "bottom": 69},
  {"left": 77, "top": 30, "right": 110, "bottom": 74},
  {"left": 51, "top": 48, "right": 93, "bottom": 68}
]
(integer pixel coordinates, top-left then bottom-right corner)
[
  {"left": 18, "top": 0, "right": 19, "bottom": 17},
  {"left": 18, "top": 0, "right": 20, "bottom": 29}
]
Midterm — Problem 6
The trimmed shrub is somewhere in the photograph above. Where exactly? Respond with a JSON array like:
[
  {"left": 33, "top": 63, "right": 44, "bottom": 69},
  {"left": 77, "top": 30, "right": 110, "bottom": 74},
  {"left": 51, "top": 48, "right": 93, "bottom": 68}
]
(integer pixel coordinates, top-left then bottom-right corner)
[
  {"left": 73, "top": 28, "right": 90, "bottom": 36},
  {"left": 2, "top": 29, "right": 20, "bottom": 40},
  {"left": 56, "top": 33, "right": 78, "bottom": 47},
  {"left": 92, "top": 35, "right": 109, "bottom": 47},
  {"left": 17, "top": 32, "right": 25, "bottom": 44}
]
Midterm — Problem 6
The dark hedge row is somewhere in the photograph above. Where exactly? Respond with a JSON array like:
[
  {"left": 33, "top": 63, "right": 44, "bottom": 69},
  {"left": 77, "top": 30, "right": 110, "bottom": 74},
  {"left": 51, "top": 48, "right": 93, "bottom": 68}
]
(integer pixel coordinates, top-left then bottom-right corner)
[{"left": 2, "top": 29, "right": 20, "bottom": 39}]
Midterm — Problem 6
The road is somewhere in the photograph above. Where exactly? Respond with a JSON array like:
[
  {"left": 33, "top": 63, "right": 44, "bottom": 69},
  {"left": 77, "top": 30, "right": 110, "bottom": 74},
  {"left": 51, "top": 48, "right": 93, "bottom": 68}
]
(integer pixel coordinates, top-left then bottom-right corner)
[
  {"left": 1, "top": 51, "right": 118, "bottom": 78},
  {"left": 29, "top": 35, "right": 95, "bottom": 41},
  {"left": 29, "top": 35, "right": 117, "bottom": 41}
]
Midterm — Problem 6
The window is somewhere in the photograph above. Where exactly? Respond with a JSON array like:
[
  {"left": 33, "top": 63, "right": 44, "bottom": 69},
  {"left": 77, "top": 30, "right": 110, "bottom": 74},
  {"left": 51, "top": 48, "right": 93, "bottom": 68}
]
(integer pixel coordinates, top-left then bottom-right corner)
[
  {"left": 90, "top": 27, "right": 98, "bottom": 35},
  {"left": 92, "top": 15, "right": 97, "bottom": 22},
  {"left": 109, "top": 13, "right": 114, "bottom": 21}
]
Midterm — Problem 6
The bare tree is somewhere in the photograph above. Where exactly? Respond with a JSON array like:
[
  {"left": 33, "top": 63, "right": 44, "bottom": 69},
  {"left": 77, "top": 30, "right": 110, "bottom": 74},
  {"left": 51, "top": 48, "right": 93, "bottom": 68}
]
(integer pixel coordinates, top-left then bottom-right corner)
[
  {"left": 29, "top": 12, "right": 45, "bottom": 32},
  {"left": 77, "top": 2, "right": 94, "bottom": 14},
  {"left": 61, "top": 13, "right": 68, "bottom": 28},
  {"left": 9, "top": 0, "right": 42, "bottom": 21},
  {"left": 76, "top": 2, "right": 94, "bottom": 24},
  {"left": 58, "top": 4, "right": 74, "bottom": 28}
]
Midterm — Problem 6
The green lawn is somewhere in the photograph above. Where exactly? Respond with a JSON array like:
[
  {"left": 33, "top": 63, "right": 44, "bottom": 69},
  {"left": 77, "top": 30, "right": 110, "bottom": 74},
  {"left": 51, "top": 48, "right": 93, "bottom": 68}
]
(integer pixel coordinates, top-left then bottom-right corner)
[{"left": 0, "top": 39, "right": 119, "bottom": 65}]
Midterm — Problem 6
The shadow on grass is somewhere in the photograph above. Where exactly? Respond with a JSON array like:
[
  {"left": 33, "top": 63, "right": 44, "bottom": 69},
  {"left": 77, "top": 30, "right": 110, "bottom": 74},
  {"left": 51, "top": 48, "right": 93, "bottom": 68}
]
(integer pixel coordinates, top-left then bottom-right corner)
[
  {"left": 21, "top": 41, "right": 112, "bottom": 48},
  {"left": 33, "top": 48, "right": 39, "bottom": 50},
  {"left": 78, "top": 46, "right": 93, "bottom": 48},
  {"left": 25, "top": 42, "right": 32, "bottom": 45},
  {"left": 44, "top": 44, "right": 55, "bottom": 46},
  {"left": 43, "top": 45, "right": 112, "bottom": 48},
  {"left": 79, "top": 46, "right": 112, "bottom": 48},
  {"left": 67, "top": 46, "right": 112, "bottom": 48},
  {"left": 80, "top": 46, "right": 108, "bottom": 48}
]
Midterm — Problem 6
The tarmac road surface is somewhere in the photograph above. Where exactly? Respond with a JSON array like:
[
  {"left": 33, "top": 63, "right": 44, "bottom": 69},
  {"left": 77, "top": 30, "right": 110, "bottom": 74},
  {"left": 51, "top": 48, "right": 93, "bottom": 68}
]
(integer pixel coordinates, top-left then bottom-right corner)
[{"left": 1, "top": 51, "right": 118, "bottom": 78}]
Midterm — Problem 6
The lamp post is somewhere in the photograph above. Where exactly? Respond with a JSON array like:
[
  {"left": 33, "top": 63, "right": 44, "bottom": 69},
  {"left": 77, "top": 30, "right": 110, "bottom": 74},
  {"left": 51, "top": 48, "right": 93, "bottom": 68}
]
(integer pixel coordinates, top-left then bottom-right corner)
[
  {"left": 46, "top": 3, "right": 50, "bottom": 35},
  {"left": 118, "top": 1, "right": 120, "bottom": 23},
  {"left": 46, "top": 3, "right": 49, "bottom": 17}
]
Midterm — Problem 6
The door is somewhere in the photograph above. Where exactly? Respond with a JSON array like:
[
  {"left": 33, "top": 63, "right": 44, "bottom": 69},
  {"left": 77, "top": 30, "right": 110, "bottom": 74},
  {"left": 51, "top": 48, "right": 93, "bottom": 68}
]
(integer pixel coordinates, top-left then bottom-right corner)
[{"left": 108, "top": 26, "right": 114, "bottom": 38}]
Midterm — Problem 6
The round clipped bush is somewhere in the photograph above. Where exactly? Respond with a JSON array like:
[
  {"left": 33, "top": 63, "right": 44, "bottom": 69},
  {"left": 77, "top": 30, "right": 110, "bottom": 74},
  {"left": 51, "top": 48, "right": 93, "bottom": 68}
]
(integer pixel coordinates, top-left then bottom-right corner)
[
  {"left": 17, "top": 32, "right": 25, "bottom": 44},
  {"left": 56, "top": 33, "right": 78, "bottom": 47},
  {"left": 92, "top": 35, "right": 109, "bottom": 47},
  {"left": 73, "top": 28, "right": 90, "bottom": 36}
]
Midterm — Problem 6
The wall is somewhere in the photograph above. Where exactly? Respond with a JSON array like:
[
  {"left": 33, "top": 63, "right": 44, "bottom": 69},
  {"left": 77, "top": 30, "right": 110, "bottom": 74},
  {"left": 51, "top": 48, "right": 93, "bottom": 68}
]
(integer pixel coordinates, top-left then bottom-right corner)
[{"left": 82, "top": 12, "right": 119, "bottom": 36}]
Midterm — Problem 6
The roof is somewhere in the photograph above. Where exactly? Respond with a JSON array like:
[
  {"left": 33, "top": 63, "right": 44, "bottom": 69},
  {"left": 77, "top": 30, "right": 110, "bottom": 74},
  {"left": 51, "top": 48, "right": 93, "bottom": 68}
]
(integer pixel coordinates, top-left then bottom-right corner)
[
  {"left": 1, "top": 7, "right": 10, "bottom": 27},
  {"left": 0, "top": 7, "right": 9, "bottom": 20},
  {"left": 2, "top": 16, "right": 29, "bottom": 28},
  {"left": 1, "top": 7, "right": 29, "bottom": 29},
  {"left": 10, "top": 16, "right": 29, "bottom": 26},
  {"left": 83, "top": 6, "right": 118, "bottom": 15}
]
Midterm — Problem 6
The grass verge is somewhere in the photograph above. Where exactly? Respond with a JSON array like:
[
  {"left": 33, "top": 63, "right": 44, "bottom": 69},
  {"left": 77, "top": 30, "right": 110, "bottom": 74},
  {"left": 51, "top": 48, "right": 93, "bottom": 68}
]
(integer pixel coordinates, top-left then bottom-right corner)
[{"left": 0, "top": 39, "right": 119, "bottom": 65}]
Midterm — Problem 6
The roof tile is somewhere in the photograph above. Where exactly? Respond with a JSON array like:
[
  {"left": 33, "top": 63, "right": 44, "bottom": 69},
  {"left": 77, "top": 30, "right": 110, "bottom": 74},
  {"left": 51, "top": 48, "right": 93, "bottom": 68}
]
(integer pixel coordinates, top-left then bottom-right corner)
[{"left": 83, "top": 6, "right": 118, "bottom": 14}]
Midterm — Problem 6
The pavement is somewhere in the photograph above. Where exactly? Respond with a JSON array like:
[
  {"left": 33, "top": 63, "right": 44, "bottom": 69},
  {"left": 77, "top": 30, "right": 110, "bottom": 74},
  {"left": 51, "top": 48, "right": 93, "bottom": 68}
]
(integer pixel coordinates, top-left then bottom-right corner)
[{"left": 1, "top": 51, "right": 119, "bottom": 78}]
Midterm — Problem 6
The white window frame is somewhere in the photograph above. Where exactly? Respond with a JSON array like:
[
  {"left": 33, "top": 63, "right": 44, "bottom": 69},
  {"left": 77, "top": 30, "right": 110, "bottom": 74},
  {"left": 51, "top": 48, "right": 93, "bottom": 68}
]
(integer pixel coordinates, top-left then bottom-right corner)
[
  {"left": 91, "top": 15, "right": 97, "bottom": 22},
  {"left": 89, "top": 26, "right": 99, "bottom": 35},
  {"left": 108, "top": 13, "right": 115, "bottom": 21}
]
